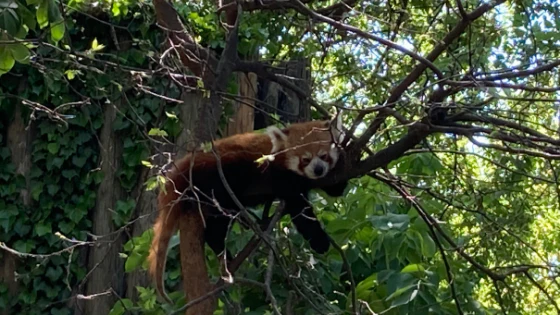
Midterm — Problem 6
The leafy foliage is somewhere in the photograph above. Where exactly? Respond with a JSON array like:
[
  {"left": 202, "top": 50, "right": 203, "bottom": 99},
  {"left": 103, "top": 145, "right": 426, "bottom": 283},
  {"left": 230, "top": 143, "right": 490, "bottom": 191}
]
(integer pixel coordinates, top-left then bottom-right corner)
[
  {"left": 0, "top": 1, "right": 178, "bottom": 313},
  {"left": 1, "top": 0, "right": 560, "bottom": 314}
]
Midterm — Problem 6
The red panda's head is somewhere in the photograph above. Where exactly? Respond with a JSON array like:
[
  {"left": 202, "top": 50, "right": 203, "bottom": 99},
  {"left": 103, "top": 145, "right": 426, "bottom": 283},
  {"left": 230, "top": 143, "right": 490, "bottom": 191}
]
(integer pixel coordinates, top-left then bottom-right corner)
[{"left": 266, "top": 116, "right": 344, "bottom": 179}]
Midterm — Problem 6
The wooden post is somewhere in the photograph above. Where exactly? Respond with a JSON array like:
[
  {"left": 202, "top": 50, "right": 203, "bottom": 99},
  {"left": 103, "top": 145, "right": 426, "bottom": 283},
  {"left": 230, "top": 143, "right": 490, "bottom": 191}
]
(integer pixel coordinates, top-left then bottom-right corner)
[
  {"left": 254, "top": 59, "right": 311, "bottom": 129},
  {"left": 226, "top": 72, "right": 257, "bottom": 135}
]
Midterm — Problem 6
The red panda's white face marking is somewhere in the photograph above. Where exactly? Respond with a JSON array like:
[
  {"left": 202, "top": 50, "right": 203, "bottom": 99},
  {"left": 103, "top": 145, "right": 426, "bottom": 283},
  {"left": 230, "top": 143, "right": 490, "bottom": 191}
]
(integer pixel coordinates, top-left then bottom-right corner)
[{"left": 267, "top": 117, "right": 344, "bottom": 179}]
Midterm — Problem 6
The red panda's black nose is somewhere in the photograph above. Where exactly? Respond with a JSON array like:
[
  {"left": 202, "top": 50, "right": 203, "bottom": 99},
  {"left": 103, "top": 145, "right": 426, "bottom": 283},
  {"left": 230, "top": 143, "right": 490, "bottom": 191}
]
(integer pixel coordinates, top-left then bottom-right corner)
[{"left": 314, "top": 164, "right": 325, "bottom": 177}]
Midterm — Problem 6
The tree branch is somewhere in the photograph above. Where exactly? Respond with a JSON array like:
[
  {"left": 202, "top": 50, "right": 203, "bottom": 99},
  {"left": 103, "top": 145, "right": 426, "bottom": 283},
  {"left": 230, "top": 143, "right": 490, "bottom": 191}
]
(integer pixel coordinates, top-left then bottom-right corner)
[{"left": 349, "top": 0, "right": 506, "bottom": 153}]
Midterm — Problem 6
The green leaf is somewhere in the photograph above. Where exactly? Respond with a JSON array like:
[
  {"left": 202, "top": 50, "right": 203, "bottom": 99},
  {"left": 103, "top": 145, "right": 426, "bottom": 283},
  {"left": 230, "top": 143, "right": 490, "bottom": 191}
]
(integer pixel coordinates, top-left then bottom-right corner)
[
  {"left": 370, "top": 213, "right": 410, "bottom": 232},
  {"left": 91, "top": 38, "right": 105, "bottom": 52},
  {"left": 385, "top": 283, "right": 417, "bottom": 302},
  {"left": 0, "top": 0, "right": 18, "bottom": 8},
  {"left": 165, "top": 111, "right": 178, "bottom": 120},
  {"left": 125, "top": 252, "right": 144, "bottom": 272},
  {"left": 72, "top": 156, "right": 86, "bottom": 168},
  {"left": 46, "top": 184, "right": 59, "bottom": 195},
  {"left": 68, "top": 207, "right": 86, "bottom": 223},
  {"left": 109, "top": 299, "right": 133, "bottom": 315},
  {"left": 0, "top": 203, "right": 18, "bottom": 219},
  {"left": 390, "top": 287, "right": 419, "bottom": 308},
  {"left": 355, "top": 273, "right": 377, "bottom": 294},
  {"left": 35, "top": 221, "right": 52, "bottom": 236},
  {"left": 0, "top": 8, "right": 19, "bottom": 35},
  {"left": 129, "top": 48, "right": 145, "bottom": 64},
  {"left": 377, "top": 269, "right": 396, "bottom": 283},
  {"left": 9, "top": 43, "right": 29, "bottom": 64},
  {"left": 13, "top": 239, "right": 35, "bottom": 253},
  {"left": 61, "top": 169, "right": 78, "bottom": 180},
  {"left": 15, "top": 0, "right": 35, "bottom": 29},
  {"left": 421, "top": 232, "right": 436, "bottom": 258},
  {"left": 51, "top": 157, "right": 63, "bottom": 169},
  {"left": 50, "top": 20, "right": 65, "bottom": 42},
  {"left": 75, "top": 131, "right": 92, "bottom": 144},
  {"left": 31, "top": 182, "right": 44, "bottom": 200},
  {"left": 0, "top": 46, "right": 15, "bottom": 74},
  {"left": 47, "top": 142, "right": 59, "bottom": 154},
  {"left": 111, "top": 2, "right": 120, "bottom": 16},
  {"left": 46, "top": 0, "right": 60, "bottom": 22},
  {"left": 148, "top": 128, "right": 168, "bottom": 137},
  {"left": 145, "top": 176, "right": 158, "bottom": 191},
  {"left": 401, "top": 263, "right": 425, "bottom": 274},
  {"left": 36, "top": 0, "right": 48, "bottom": 28},
  {"left": 45, "top": 266, "right": 63, "bottom": 282},
  {"left": 58, "top": 220, "right": 74, "bottom": 234}
]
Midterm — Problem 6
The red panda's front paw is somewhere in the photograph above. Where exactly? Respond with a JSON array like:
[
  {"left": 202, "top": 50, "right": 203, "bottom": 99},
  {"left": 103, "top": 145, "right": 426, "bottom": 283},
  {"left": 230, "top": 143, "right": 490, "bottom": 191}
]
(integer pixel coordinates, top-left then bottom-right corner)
[{"left": 309, "top": 235, "right": 330, "bottom": 254}]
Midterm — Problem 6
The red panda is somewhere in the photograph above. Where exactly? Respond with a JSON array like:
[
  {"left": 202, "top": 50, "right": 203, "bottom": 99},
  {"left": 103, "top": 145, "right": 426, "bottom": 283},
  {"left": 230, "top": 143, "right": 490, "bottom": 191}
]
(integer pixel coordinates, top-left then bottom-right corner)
[{"left": 147, "top": 118, "right": 348, "bottom": 302}]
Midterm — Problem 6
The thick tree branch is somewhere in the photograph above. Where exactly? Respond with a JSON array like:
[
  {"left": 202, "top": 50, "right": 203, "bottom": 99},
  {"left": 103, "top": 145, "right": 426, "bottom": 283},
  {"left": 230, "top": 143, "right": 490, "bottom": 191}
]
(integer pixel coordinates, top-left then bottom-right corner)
[
  {"left": 479, "top": 59, "right": 560, "bottom": 81},
  {"left": 447, "top": 80, "right": 560, "bottom": 93},
  {"left": 316, "top": 0, "right": 358, "bottom": 19},
  {"left": 350, "top": 0, "right": 506, "bottom": 153},
  {"left": 454, "top": 113, "right": 560, "bottom": 146},
  {"left": 153, "top": 0, "right": 218, "bottom": 77}
]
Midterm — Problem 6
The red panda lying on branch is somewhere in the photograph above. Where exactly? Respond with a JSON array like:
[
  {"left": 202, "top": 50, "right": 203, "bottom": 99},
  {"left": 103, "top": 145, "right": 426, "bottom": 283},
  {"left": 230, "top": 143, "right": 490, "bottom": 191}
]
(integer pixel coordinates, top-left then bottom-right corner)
[{"left": 148, "top": 118, "right": 348, "bottom": 301}]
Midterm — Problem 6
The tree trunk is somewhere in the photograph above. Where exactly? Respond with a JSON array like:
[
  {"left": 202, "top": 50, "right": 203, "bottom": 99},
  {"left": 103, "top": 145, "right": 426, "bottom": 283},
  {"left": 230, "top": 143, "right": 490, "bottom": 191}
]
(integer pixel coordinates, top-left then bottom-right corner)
[
  {"left": 1, "top": 102, "right": 32, "bottom": 315},
  {"left": 226, "top": 72, "right": 257, "bottom": 136},
  {"left": 124, "top": 165, "right": 157, "bottom": 300},
  {"left": 177, "top": 91, "right": 218, "bottom": 315},
  {"left": 83, "top": 103, "right": 127, "bottom": 315}
]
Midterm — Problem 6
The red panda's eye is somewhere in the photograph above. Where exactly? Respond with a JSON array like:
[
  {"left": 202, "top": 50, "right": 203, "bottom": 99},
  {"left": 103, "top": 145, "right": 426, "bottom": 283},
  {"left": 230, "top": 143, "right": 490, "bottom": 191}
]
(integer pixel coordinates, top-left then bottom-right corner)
[
  {"left": 318, "top": 153, "right": 327, "bottom": 160},
  {"left": 301, "top": 157, "right": 311, "bottom": 164}
]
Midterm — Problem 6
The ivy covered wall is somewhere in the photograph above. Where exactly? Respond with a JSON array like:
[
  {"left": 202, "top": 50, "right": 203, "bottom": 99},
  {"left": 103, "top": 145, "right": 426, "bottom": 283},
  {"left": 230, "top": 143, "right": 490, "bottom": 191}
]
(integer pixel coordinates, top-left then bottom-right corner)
[{"left": 0, "top": 8, "right": 189, "bottom": 313}]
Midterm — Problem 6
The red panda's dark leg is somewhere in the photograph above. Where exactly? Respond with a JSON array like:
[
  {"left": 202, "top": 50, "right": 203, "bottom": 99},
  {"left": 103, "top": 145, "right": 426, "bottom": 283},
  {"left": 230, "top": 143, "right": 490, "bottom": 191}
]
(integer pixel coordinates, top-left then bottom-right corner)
[
  {"left": 204, "top": 215, "right": 233, "bottom": 261},
  {"left": 284, "top": 194, "right": 330, "bottom": 254},
  {"left": 320, "top": 180, "right": 349, "bottom": 197}
]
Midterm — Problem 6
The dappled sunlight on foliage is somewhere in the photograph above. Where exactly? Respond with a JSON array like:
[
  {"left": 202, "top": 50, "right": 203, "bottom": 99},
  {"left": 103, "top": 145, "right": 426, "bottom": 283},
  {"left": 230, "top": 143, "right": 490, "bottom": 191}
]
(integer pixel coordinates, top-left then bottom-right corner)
[{"left": 1, "top": 0, "right": 560, "bottom": 314}]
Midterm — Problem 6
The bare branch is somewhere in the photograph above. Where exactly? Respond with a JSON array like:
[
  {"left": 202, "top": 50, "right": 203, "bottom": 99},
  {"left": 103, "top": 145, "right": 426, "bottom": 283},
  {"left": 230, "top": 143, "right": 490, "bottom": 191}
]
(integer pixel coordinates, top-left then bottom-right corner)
[
  {"left": 524, "top": 271, "right": 560, "bottom": 313},
  {"left": 456, "top": 0, "right": 469, "bottom": 20},
  {"left": 350, "top": 0, "right": 507, "bottom": 153},
  {"left": 447, "top": 80, "right": 560, "bottom": 93},
  {"left": 328, "top": 236, "right": 358, "bottom": 314},
  {"left": 288, "top": 0, "right": 446, "bottom": 81},
  {"left": 479, "top": 59, "right": 560, "bottom": 81}
]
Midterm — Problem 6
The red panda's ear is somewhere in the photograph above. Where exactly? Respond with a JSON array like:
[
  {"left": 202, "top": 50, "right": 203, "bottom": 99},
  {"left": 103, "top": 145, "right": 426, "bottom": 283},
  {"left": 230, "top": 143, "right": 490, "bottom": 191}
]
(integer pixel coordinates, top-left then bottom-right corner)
[
  {"left": 328, "top": 115, "right": 344, "bottom": 144},
  {"left": 266, "top": 125, "right": 288, "bottom": 153}
]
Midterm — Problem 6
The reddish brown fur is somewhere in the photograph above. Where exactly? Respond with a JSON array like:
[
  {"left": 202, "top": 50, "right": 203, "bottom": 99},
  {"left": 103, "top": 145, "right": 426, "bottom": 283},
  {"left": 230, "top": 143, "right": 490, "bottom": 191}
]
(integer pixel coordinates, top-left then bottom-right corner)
[
  {"left": 147, "top": 120, "right": 340, "bottom": 304},
  {"left": 148, "top": 131, "right": 274, "bottom": 302}
]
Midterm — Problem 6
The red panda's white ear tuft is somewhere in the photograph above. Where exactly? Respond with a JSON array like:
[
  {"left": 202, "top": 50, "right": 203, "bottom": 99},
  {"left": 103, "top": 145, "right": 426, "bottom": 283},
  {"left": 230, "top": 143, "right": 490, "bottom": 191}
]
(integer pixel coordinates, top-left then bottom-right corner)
[
  {"left": 266, "top": 125, "right": 288, "bottom": 153},
  {"left": 330, "top": 114, "right": 344, "bottom": 144}
]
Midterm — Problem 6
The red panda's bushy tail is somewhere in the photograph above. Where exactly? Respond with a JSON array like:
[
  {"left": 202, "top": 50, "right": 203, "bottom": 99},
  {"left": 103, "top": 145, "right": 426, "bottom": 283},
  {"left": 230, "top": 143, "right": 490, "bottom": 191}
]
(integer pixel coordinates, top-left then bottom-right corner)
[{"left": 147, "top": 185, "right": 181, "bottom": 304}]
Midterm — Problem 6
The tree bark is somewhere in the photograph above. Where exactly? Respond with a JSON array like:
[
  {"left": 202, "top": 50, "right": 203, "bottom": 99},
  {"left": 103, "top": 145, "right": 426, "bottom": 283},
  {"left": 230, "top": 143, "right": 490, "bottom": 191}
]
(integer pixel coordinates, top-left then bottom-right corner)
[
  {"left": 83, "top": 103, "right": 126, "bottom": 314},
  {"left": 124, "top": 166, "right": 156, "bottom": 300},
  {"left": 177, "top": 92, "right": 218, "bottom": 315},
  {"left": 1, "top": 102, "right": 32, "bottom": 315},
  {"left": 226, "top": 72, "right": 257, "bottom": 136}
]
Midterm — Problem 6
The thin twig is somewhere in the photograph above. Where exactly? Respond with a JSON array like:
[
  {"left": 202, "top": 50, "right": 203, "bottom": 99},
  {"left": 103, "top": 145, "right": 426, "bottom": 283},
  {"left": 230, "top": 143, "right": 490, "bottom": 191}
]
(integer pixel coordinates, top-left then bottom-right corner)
[{"left": 328, "top": 236, "right": 358, "bottom": 314}]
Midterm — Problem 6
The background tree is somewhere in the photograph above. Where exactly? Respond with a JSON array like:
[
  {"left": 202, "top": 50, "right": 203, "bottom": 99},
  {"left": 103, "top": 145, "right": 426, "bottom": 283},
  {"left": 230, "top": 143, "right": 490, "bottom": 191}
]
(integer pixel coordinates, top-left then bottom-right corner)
[{"left": 1, "top": 0, "right": 560, "bottom": 314}]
